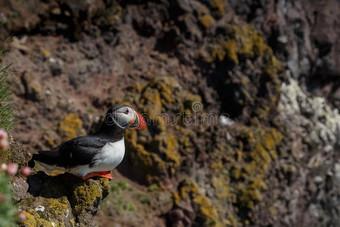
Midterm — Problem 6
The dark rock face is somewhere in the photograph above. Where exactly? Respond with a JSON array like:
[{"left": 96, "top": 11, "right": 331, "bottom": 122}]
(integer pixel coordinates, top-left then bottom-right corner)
[{"left": 1, "top": 0, "right": 340, "bottom": 226}]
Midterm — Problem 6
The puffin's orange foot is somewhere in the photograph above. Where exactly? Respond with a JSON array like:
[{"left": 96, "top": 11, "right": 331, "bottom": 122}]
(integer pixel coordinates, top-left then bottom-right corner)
[{"left": 82, "top": 171, "right": 112, "bottom": 180}]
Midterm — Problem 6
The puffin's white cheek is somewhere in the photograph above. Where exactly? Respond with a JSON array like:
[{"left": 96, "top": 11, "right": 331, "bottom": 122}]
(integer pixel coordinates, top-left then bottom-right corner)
[{"left": 113, "top": 114, "right": 130, "bottom": 128}]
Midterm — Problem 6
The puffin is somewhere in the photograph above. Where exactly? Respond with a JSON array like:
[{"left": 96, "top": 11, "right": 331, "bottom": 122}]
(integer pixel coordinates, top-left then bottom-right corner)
[{"left": 29, "top": 104, "right": 145, "bottom": 180}]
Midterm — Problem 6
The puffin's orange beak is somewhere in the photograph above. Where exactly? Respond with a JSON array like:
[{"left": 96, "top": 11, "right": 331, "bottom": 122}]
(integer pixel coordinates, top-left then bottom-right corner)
[{"left": 130, "top": 111, "right": 146, "bottom": 129}]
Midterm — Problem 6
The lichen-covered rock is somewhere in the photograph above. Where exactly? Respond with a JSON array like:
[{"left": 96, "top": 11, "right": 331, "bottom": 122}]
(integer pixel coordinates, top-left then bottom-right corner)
[
  {"left": 205, "top": 24, "right": 283, "bottom": 121},
  {"left": 71, "top": 178, "right": 110, "bottom": 225},
  {"left": 122, "top": 76, "right": 202, "bottom": 184},
  {"left": 172, "top": 178, "right": 222, "bottom": 227},
  {"left": 58, "top": 113, "right": 85, "bottom": 142},
  {"left": 16, "top": 173, "right": 111, "bottom": 227},
  {"left": 19, "top": 196, "right": 75, "bottom": 227}
]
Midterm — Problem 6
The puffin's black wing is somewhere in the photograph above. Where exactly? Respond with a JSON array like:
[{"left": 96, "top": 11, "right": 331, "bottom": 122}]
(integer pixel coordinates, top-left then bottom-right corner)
[{"left": 32, "top": 136, "right": 108, "bottom": 168}]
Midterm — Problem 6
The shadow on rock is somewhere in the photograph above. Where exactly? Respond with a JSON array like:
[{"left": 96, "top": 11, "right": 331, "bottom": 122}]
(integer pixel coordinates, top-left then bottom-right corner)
[{"left": 27, "top": 171, "right": 83, "bottom": 198}]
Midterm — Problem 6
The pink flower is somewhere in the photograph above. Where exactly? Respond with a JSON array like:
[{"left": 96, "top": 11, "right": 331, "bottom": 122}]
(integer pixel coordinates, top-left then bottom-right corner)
[
  {"left": 7, "top": 163, "right": 18, "bottom": 176},
  {"left": 18, "top": 212, "right": 26, "bottom": 221},
  {"left": 0, "top": 129, "right": 7, "bottom": 140},
  {"left": 0, "top": 163, "right": 7, "bottom": 171},
  {"left": 0, "top": 139, "right": 9, "bottom": 151},
  {"left": 0, "top": 129, "right": 8, "bottom": 150},
  {"left": 0, "top": 193, "right": 4, "bottom": 203},
  {"left": 21, "top": 166, "right": 31, "bottom": 177}
]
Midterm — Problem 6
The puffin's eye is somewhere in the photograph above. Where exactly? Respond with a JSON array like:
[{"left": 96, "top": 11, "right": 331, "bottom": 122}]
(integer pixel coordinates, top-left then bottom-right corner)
[{"left": 124, "top": 109, "right": 129, "bottom": 114}]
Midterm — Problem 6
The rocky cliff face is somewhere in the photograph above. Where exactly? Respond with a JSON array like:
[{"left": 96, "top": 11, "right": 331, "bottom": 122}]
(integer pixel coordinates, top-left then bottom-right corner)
[{"left": 1, "top": 0, "right": 340, "bottom": 226}]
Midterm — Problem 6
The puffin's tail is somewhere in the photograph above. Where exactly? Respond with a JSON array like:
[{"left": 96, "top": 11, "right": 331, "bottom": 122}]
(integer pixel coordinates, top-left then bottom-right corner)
[
  {"left": 28, "top": 151, "right": 54, "bottom": 168},
  {"left": 28, "top": 150, "right": 66, "bottom": 176}
]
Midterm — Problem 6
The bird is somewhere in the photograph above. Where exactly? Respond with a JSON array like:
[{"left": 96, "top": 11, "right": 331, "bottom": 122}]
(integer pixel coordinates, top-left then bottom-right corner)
[{"left": 29, "top": 104, "right": 146, "bottom": 180}]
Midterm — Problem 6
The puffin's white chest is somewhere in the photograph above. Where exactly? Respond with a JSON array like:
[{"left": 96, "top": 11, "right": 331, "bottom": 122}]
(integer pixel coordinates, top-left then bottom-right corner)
[
  {"left": 69, "top": 139, "right": 125, "bottom": 177},
  {"left": 99, "top": 139, "right": 125, "bottom": 169}
]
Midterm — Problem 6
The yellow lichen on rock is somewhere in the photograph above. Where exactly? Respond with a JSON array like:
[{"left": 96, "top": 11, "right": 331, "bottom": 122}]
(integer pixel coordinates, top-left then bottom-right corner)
[
  {"left": 208, "top": 25, "right": 273, "bottom": 63},
  {"left": 139, "top": 77, "right": 179, "bottom": 123},
  {"left": 208, "top": 45, "right": 226, "bottom": 62},
  {"left": 124, "top": 76, "right": 203, "bottom": 183},
  {"left": 58, "top": 113, "right": 84, "bottom": 142},
  {"left": 223, "top": 39, "right": 238, "bottom": 64},
  {"left": 199, "top": 15, "right": 215, "bottom": 28},
  {"left": 209, "top": 0, "right": 227, "bottom": 17},
  {"left": 178, "top": 178, "right": 200, "bottom": 200},
  {"left": 46, "top": 197, "right": 69, "bottom": 217},
  {"left": 140, "top": 86, "right": 162, "bottom": 117},
  {"left": 71, "top": 178, "right": 110, "bottom": 217},
  {"left": 233, "top": 127, "right": 282, "bottom": 211},
  {"left": 22, "top": 211, "right": 36, "bottom": 227},
  {"left": 194, "top": 195, "right": 219, "bottom": 225},
  {"left": 21, "top": 197, "right": 74, "bottom": 227},
  {"left": 152, "top": 133, "right": 180, "bottom": 172},
  {"left": 236, "top": 178, "right": 267, "bottom": 209},
  {"left": 212, "top": 176, "right": 230, "bottom": 200},
  {"left": 126, "top": 129, "right": 181, "bottom": 181},
  {"left": 263, "top": 50, "right": 283, "bottom": 78},
  {"left": 177, "top": 178, "right": 221, "bottom": 226}
]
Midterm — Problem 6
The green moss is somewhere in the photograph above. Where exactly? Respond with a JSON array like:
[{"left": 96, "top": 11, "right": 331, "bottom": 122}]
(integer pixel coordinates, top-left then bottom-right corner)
[
  {"left": 58, "top": 113, "right": 84, "bottom": 142},
  {"left": 111, "top": 181, "right": 129, "bottom": 195},
  {"left": 148, "top": 184, "right": 159, "bottom": 191}
]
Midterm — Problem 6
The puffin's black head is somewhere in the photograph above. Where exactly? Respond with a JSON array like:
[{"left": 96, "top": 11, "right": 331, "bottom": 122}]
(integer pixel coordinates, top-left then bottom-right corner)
[{"left": 104, "top": 104, "right": 145, "bottom": 130}]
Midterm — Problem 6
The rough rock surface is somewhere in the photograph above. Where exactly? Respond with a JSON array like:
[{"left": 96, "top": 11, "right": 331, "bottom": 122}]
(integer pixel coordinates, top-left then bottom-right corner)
[{"left": 0, "top": 0, "right": 340, "bottom": 226}]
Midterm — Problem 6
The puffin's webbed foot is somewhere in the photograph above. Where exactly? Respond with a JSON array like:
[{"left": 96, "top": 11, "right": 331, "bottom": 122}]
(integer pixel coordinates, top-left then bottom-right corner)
[{"left": 82, "top": 171, "right": 112, "bottom": 180}]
